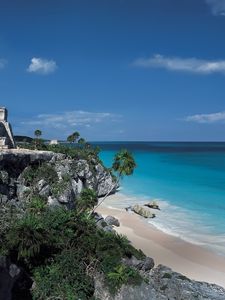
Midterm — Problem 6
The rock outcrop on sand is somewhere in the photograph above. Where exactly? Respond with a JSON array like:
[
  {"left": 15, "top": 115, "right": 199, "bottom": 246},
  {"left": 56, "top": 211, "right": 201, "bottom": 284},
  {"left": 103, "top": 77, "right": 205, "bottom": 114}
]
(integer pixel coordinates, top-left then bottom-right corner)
[
  {"left": 0, "top": 149, "right": 116, "bottom": 207},
  {"left": 144, "top": 201, "right": 160, "bottom": 210},
  {"left": 131, "top": 204, "right": 156, "bottom": 218}
]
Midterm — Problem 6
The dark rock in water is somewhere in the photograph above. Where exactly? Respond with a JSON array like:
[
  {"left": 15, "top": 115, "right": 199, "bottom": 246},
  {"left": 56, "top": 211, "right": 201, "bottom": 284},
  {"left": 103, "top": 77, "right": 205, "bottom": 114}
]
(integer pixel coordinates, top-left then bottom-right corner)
[
  {"left": 94, "top": 264, "right": 225, "bottom": 300},
  {"left": 105, "top": 215, "right": 120, "bottom": 227},
  {"left": 0, "top": 256, "right": 32, "bottom": 300}
]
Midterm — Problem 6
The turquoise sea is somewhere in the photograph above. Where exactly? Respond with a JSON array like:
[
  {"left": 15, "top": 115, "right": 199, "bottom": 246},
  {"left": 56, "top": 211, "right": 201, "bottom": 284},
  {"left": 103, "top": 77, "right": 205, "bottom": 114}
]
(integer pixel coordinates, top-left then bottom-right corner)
[{"left": 94, "top": 142, "right": 225, "bottom": 256}]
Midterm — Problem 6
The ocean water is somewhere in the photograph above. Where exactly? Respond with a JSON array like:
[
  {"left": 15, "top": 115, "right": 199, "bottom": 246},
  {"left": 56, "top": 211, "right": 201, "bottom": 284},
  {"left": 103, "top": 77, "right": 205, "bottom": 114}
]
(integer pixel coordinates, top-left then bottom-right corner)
[{"left": 94, "top": 142, "right": 225, "bottom": 256}]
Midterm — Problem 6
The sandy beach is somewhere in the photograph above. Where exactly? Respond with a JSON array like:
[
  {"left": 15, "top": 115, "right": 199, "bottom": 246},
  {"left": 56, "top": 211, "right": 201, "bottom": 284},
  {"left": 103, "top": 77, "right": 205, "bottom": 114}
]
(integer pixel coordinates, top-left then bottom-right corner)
[{"left": 97, "top": 194, "right": 225, "bottom": 288}]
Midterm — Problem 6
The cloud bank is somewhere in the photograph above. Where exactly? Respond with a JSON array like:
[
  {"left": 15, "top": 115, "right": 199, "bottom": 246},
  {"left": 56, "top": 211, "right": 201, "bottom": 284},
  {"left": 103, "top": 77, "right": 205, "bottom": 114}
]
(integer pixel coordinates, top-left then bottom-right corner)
[
  {"left": 133, "top": 54, "right": 225, "bottom": 75},
  {"left": 22, "top": 110, "right": 121, "bottom": 130},
  {"left": 206, "top": 0, "right": 225, "bottom": 16},
  {"left": 27, "top": 57, "right": 57, "bottom": 74},
  {"left": 184, "top": 111, "right": 225, "bottom": 123}
]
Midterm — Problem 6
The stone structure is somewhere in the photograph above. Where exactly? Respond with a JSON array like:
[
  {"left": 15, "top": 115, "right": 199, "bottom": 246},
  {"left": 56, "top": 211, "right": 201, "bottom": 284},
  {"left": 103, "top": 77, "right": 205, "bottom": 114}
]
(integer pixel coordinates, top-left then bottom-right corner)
[
  {"left": 49, "top": 139, "right": 59, "bottom": 145},
  {"left": 0, "top": 107, "right": 16, "bottom": 149}
]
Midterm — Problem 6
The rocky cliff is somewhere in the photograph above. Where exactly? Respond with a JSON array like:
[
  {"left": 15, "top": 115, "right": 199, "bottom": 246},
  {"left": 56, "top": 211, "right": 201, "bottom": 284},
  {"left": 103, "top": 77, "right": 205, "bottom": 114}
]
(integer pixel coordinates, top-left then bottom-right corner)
[
  {"left": 0, "top": 149, "right": 116, "bottom": 207},
  {"left": 94, "top": 263, "right": 225, "bottom": 300},
  {"left": 1, "top": 149, "right": 225, "bottom": 300}
]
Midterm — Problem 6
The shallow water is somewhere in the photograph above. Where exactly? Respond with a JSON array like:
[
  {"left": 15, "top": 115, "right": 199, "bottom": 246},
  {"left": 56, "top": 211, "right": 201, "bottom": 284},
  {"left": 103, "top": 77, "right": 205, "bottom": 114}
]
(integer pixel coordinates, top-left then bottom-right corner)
[{"left": 94, "top": 142, "right": 225, "bottom": 256}]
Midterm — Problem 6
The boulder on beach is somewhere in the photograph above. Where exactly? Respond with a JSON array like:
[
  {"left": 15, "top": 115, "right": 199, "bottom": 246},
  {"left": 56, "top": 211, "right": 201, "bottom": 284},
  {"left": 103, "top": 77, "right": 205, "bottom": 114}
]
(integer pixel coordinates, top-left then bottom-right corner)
[
  {"left": 131, "top": 204, "right": 156, "bottom": 218},
  {"left": 105, "top": 215, "right": 120, "bottom": 227}
]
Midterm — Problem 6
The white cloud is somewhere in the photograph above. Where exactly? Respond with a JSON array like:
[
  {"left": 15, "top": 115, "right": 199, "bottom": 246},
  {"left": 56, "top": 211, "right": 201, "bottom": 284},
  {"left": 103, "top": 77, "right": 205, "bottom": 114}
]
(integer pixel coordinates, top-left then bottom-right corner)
[
  {"left": 22, "top": 110, "right": 121, "bottom": 129},
  {"left": 27, "top": 57, "right": 57, "bottom": 74},
  {"left": 184, "top": 111, "right": 225, "bottom": 123},
  {"left": 206, "top": 0, "right": 225, "bottom": 16},
  {"left": 133, "top": 54, "right": 225, "bottom": 75},
  {"left": 0, "top": 59, "right": 7, "bottom": 69}
]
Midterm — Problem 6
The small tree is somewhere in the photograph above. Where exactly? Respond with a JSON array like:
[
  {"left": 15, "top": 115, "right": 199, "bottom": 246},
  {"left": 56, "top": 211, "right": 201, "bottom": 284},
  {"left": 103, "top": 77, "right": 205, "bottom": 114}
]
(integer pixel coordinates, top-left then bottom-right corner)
[
  {"left": 73, "top": 131, "right": 80, "bottom": 142},
  {"left": 34, "top": 129, "right": 42, "bottom": 149},
  {"left": 78, "top": 138, "right": 86, "bottom": 145},
  {"left": 67, "top": 134, "right": 75, "bottom": 144},
  {"left": 76, "top": 189, "right": 98, "bottom": 215},
  {"left": 92, "top": 149, "right": 136, "bottom": 213},
  {"left": 67, "top": 131, "right": 80, "bottom": 144},
  {"left": 34, "top": 129, "right": 42, "bottom": 139}
]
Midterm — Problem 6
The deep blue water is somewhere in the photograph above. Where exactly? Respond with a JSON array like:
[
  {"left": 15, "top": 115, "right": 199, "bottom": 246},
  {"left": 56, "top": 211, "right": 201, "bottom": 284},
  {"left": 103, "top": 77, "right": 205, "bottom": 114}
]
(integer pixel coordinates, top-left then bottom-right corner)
[{"left": 93, "top": 142, "right": 225, "bottom": 255}]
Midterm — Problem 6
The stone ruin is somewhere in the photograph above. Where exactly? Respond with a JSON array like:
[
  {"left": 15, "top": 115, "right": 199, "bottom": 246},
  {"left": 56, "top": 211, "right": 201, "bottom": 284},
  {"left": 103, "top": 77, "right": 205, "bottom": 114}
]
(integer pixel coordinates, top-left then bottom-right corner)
[{"left": 0, "top": 107, "right": 16, "bottom": 149}]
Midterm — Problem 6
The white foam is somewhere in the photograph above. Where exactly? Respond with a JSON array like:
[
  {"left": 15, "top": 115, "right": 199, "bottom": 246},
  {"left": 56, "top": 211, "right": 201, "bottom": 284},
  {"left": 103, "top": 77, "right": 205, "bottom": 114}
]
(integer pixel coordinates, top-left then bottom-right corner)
[{"left": 104, "top": 192, "right": 225, "bottom": 257}]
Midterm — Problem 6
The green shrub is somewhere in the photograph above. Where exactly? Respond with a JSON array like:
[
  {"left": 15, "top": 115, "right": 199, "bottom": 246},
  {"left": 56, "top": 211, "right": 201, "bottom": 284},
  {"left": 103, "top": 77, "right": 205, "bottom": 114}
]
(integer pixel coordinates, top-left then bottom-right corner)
[
  {"left": 5, "top": 214, "right": 48, "bottom": 260},
  {"left": 106, "top": 264, "right": 142, "bottom": 294},
  {"left": 32, "top": 249, "right": 94, "bottom": 300},
  {"left": 1, "top": 201, "right": 144, "bottom": 297},
  {"left": 23, "top": 163, "right": 58, "bottom": 187},
  {"left": 26, "top": 195, "right": 47, "bottom": 214},
  {"left": 76, "top": 189, "right": 98, "bottom": 214},
  {"left": 51, "top": 175, "right": 71, "bottom": 197}
]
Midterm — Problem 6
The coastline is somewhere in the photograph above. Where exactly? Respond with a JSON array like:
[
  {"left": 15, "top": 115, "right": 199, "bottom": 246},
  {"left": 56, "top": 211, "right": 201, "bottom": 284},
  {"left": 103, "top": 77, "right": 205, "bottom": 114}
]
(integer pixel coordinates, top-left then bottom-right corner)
[{"left": 97, "top": 194, "right": 225, "bottom": 288}]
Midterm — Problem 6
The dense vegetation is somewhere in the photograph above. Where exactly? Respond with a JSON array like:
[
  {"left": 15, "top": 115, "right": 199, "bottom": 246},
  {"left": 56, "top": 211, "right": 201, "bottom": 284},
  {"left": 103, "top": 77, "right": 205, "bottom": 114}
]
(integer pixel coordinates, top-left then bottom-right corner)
[
  {"left": 0, "top": 196, "right": 144, "bottom": 299},
  {"left": 0, "top": 137, "right": 143, "bottom": 299},
  {"left": 14, "top": 135, "right": 33, "bottom": 143}
]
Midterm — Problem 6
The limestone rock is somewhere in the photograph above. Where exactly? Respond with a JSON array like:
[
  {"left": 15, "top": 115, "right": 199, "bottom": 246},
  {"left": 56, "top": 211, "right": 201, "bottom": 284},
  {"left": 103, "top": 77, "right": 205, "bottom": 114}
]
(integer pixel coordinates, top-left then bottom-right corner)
[
  {"left": 144, "top": 201, "right": 160, "bottom": 210},
  {"left": 47, "top": 196, "right": 61, "bottom": 207},
  {"left": 122, "top": 256, "right": 155, "bottom": 272},
  {"left": 103, "top": 225, "right": 116, "bottom": 233},
  {"left": 131, "top": 204, "right": 156, "bottom": 218},
  {"left": 58, "top": 184, "right": 75, "bottom": 205},
  {"left": 71, "top": 178, "right": 83, "bottom": 195},
  {"left": 94, "top": 264, "right": 225, "bottom": 300},
  {"left": 0, "top": 149, "right": 116, "bottom": 209}
]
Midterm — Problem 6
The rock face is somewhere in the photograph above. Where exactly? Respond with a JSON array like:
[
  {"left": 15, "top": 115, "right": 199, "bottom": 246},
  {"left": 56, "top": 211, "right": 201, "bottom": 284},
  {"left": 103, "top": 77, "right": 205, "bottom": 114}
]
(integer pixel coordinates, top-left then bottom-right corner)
[
  {"left": 0, "top": 149, "right": 116, "bottom": 207},
  {"left": 0, "top": 256, "right": 32, "bottom": 300},
  {"left": 131, "top": 204, "right": 156, "bottom": 218},
  {"left": 94, "top": 264, "right": 225, "bottom": 300}
]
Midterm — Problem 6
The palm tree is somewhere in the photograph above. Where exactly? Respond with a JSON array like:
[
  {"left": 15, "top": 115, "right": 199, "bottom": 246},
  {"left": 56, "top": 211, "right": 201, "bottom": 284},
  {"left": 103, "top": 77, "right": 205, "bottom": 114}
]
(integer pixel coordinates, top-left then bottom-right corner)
[
  {"left": 76, "top": 188, "right": 98, "bottom": 214},
  {"left": 67, "top": 131, "right": 80, "bottom": 144},
  {"left": 34, "top": 129, "right": 42, "bottom": 139},
  {"left": 72, "top": 131, "right": 80, "bottom": 142},
  {"left": 34, "top": 129, "right": 42, "bottom": 149},
  {"left": 92, "top": 149, "right": 136, "bottom": 213},
  {"left": 67, "top": 134, "right": 75, "bottom": 144},
  {"left": 78, "top": 138, "right": 86, "bottom": 145}
]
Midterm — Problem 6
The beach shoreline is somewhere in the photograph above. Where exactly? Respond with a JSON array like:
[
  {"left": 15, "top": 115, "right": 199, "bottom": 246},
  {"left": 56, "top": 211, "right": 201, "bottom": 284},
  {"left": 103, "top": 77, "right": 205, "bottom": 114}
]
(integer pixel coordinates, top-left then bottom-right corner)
[{"left": 96, "top": 193, "right": 225, "bottom": 288}]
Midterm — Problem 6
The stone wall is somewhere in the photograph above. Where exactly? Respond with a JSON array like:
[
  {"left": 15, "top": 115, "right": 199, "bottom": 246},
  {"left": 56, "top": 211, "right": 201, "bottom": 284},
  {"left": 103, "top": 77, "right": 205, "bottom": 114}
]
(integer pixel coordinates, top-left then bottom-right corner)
[{"left": 0, "top": 108, "right": 16, "bottom": 149}]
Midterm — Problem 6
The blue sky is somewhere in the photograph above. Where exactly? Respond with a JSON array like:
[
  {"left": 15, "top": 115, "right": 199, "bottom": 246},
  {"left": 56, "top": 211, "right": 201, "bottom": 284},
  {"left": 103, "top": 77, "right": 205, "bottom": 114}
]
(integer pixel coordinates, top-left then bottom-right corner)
[{"left": 0, "top": 0, "right": 225, "bottom": 141}]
